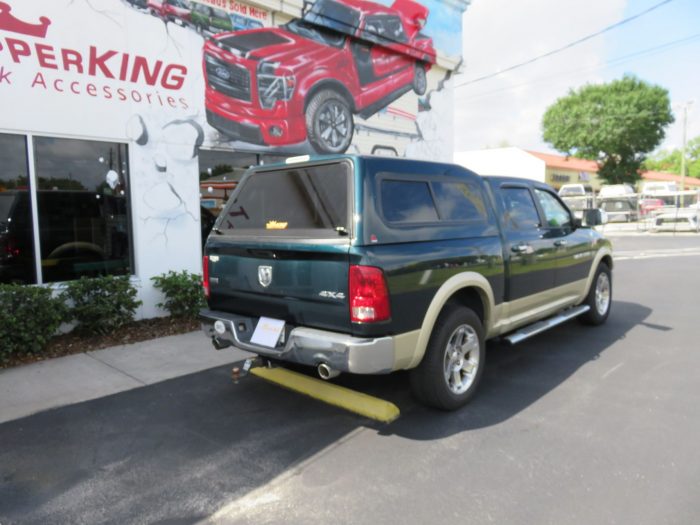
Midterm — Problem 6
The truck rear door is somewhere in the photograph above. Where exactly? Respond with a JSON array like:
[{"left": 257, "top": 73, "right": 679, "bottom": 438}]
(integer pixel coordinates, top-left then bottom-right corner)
[
  {"left": 205, "top": 159, "right": 353, "bottom": 334},
  {"left": 489, "top": 182, "right": 559, "bottom": 311}
]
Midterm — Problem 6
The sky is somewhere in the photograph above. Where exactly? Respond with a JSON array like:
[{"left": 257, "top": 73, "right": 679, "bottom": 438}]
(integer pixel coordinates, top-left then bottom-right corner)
[{"left": 455, "top": 0, "right": 700, "bottom": 156}]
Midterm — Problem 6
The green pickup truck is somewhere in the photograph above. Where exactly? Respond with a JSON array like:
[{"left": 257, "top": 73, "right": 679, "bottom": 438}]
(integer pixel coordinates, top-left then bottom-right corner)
[{"left": 201, "top": 155, "right": 612, "bottom": 410}]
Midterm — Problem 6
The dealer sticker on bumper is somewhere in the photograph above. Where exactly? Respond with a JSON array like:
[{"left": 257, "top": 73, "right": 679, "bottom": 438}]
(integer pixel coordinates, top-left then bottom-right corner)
[{"left": 251, "top": 317, "right": 285, "bottom": 348}]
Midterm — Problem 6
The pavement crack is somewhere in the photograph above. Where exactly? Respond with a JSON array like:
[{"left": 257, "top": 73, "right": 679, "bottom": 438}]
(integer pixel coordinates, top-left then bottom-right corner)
[{"left": 85, "top": 353, "right": 147, "bottom": 386}]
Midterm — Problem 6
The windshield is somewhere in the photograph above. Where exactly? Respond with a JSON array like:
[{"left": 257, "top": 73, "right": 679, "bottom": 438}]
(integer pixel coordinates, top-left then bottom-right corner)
[
  {"left": 285, "top": 19, "right": 346, "bottom": 47},
  {"left": 217, "top": 162, "right": 351, "bottom": 236},
  {"left": 303, "top": 0, "right": 361, "bottom": 35},
  {"left": 599, "top": 185, "right": 633, "bottom": 197},
  {"left": 559, "top": 187, "right": 584, "bottom": 196}
]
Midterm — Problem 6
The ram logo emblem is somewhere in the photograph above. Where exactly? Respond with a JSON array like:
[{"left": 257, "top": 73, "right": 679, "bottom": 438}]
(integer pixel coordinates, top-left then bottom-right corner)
[{"left": 258, "top": 266, "right": 272, "bottom": 288}]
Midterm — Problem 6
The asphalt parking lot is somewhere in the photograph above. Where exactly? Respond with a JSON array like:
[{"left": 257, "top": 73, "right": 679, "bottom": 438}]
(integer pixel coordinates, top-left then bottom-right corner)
[{"left": 2, "top": 234, "right": 700, "bottom": 524}]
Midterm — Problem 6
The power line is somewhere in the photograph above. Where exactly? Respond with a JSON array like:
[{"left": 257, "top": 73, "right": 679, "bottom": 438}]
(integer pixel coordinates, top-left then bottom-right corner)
[
  {"left": 455, "top": 32, "right": 700, "bottom": 102},
  {"left": 455, "top": 0, "right": 676, "bottom": 88}
]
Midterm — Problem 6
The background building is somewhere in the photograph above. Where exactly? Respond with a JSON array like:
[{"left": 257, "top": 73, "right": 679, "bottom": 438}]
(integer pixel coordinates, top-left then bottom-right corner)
[{"left": 455, "top": 147, "right": 700, "bottom": 192}]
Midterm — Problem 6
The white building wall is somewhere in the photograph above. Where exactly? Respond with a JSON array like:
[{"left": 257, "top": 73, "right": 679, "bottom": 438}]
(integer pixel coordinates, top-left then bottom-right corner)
[{"left": 0, "top": 0, "right": 466, "bottom": 317}]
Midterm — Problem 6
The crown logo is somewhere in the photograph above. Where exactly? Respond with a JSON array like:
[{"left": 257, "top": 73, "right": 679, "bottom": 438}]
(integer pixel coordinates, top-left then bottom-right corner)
[{"left": 0, "top": 2, "right": 51, "bottom": 38}]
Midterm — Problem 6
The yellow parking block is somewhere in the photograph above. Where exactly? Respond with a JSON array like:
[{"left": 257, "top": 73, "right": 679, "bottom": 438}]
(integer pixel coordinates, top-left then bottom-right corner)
[{"left": 250, "top": 367, "right": 400, "bottom": 423}]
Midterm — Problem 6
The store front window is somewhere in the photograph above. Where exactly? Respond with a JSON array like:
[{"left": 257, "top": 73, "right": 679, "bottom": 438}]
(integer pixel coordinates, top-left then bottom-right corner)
[
  {"left": 0, "top": 133, "right": 133, "bottom": 285},
  {"left": 0, "top": 134, "right": 36, "bottom": 284}
]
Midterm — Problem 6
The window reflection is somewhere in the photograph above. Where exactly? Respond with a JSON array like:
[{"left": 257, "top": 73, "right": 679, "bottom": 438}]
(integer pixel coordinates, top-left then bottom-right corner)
[
  {"left": 33, "top": 137, "right": 132, "bottom": 283},
  {"left": 0, "top": 133, "right": 36, "bottom": 284}
]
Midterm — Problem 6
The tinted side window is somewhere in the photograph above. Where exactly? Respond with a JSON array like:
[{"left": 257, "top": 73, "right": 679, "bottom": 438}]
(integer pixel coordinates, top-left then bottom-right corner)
[
  {"left": 381, "top": 180, "right": 438, "bottom": 223},
  {"left": 432, "top": 181, "right": 487, "bottom": 222},
  {"left": 535, "top": 189, "right": 572, "bottom": 230},
  {"left": 500, "top": 187, "right": 540, "bottom": 230}
]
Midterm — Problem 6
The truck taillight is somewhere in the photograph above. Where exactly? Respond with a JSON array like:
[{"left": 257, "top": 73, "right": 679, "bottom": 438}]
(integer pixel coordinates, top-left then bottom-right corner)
[
  {"left": 349, "top": 265, "right": 390, "bottom": 323},
  {"left": 203, "top": 255, "right": 210, "bottom": 299}
]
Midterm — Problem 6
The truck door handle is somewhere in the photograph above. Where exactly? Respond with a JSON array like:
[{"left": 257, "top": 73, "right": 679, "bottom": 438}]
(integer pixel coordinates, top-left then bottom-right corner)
[
  {"left": 511, "top": 243, "right": 529, "bottom": 253},
  {"left": 554, "top": 240, "right": 568, "bottom": 247}
]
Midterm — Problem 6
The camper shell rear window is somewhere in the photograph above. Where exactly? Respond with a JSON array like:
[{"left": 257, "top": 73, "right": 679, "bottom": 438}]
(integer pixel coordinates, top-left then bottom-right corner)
[{"left": 216, "top": 161, "right": 352, "bottom": 237}]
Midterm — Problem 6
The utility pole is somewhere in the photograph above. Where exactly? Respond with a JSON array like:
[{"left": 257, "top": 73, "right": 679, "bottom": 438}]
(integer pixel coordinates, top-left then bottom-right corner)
[
  {"left": 679, "top": 100, "right": 695, "bottom": 196},
  {"left": 680, "top": 104, "right": 687, "bottom": 193}
]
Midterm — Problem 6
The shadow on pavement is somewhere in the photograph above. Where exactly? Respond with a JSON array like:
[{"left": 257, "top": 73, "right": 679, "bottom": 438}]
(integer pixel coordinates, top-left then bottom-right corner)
[
  {"left": 0, "top": 364, "right": 366, "bottom": 525},
  {"left": 379, "top": 300, "right": 652, "bottom": 440},
  {"left": 0, "top": 301, "right": 650, "bottom": 524}
]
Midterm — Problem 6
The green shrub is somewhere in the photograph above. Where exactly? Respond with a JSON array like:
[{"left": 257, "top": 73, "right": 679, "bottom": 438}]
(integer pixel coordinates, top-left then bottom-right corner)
[
  {"left": 151, "top": 270, "right": 205, "bottom": 319},
  {"left": 0, "top": 284, "right": 67, "bottom": 362},
  {"left": 61, "top": 276, "right": 141, "bottom": 335}
]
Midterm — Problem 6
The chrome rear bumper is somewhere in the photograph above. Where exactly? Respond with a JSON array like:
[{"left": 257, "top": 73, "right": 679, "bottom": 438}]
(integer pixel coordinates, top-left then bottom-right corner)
[{"left": 200, "top": 309, "right": 395, "bottom": 374}]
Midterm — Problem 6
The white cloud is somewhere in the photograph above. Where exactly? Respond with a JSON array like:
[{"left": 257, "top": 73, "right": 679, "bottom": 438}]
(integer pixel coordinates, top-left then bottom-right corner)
[{"left": 455, "top": 0, "right": 627, "bottom": 153}]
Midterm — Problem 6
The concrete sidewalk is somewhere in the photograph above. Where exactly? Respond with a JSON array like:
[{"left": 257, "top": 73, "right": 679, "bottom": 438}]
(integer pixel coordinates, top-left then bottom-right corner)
[{"left": 0, "top": 331, "right": 249, "bottom": 424}]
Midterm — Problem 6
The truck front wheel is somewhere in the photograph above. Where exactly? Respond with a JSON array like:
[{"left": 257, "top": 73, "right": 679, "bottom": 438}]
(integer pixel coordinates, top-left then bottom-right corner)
[
  {"left": 579, "top": 262, "right": 612, "bottom": 325},
  {"left": 305, "top": 90, "right": 354, "bottom": 154},
  {"left": 409, "top": 305, "right": 485, "bottom": 411}
]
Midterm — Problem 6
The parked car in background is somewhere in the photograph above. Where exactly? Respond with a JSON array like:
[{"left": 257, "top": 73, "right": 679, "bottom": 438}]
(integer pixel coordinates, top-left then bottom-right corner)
[
  {"left": 191, "top": 2, "right": 233, "bottom": 34},
  {"left": 151, "top": 0, "right": 192, "bottom": 26},
  {"left": 191, "top": 2, "right": 264, "bottom": 34},
  {"left": 640, "top": 181, "right": 681, "bottom": 207},
  {"left": 598, "top": 184, "right": 639, "bottom": 222},
  {"left": 558, "top": 183, "right": 595, "bottom": 219},
  {"left": 639, "top": 197, "right": 665, "bottom": 217},
  {"left": 126, "top": 0, "right": 149, "bottom": 9},
  {"left": 147, "top": 0, "right": 163, "bottom": 16},
  {"left": 641, "top": 181, "right": 677, "bottom": 195}
]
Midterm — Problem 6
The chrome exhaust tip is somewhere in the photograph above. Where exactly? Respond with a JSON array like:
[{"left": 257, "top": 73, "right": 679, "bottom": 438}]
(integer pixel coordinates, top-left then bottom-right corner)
[{"left": 317, "top": 362, "right": 340, "bottom": 380}]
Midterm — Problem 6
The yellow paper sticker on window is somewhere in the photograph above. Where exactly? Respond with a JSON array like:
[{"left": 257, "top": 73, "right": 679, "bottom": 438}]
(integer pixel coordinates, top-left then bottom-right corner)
[{"left": 266, "top": 220, "right": 288, "bottom": 230}]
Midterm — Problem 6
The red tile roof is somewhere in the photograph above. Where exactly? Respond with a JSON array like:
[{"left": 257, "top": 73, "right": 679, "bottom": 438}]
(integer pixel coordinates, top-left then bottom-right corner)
[
  {"left": 526, "top": 151, "right": 599, "bottom": 172},
  {"left": 642, "top": 170, "right": 700, "bottom": 187}
]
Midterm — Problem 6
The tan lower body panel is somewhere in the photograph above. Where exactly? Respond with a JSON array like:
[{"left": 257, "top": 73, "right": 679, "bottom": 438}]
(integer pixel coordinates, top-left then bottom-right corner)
[{"left": 489, "top": 278, "right": 589, "bottom": 338}]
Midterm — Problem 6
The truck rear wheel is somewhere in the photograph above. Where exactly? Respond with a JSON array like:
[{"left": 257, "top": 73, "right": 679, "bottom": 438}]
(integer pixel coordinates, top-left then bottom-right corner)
[
  {"left": 579, "top": 262, "right": 612, "bottom": 325},
  {"left": 305, "top": 89, "right": 354, "bottom": 154},
  {"left": 409, "top": 305, "right": 485, "bottom": 411}
]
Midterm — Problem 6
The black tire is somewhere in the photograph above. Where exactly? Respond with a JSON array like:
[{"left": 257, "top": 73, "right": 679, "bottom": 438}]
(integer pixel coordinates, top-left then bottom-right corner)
[
  {"left": 579, "top": 262, "right": 612, "bottom": 325},
  {"left": 409, "top": 305, "right": 485, "bottom": 411},
  {"left": 305, "top": 89, "right": 354, "bottom": 154},
  {"left": 413, "top": 63, "right": 427, "bottom": 96}
]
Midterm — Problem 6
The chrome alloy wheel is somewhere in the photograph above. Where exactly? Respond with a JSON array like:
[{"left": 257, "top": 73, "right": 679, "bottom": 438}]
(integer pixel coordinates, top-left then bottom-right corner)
[
  {"left": 443, "top": 324, "right": 480, "bottom": 395},
  {"left": 317, "top": 100, "right": 351, "bottom": 151},
  {"left": 595, "top": 271, "right": 611, "bottom": 316}
]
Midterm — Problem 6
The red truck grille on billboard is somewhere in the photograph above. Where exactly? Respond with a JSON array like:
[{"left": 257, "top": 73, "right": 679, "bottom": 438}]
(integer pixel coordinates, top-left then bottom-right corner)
[{"left": 204, "top": 53, "right": 251, "bottom": 102}]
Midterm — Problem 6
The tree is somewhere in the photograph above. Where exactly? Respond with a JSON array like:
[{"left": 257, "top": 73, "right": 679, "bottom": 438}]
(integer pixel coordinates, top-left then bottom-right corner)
[
  {"left": 200, "top": 163, "right": 233, "bottom": 181},
  {"left": 643, "top": 136, "right": 700, "bottom": 179},
  {"left": 542, "top": 75, "right": 674, "bottom": 184}
]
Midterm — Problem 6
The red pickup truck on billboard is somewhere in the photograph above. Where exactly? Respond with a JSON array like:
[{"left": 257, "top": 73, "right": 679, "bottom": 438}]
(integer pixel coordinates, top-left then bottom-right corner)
[{"left": 203, "top": 0, "right": 435, "bottom": 154}]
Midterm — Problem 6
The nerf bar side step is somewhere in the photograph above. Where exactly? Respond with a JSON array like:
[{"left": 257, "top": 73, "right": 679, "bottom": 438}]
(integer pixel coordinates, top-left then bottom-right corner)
[{"left": 503, "top": 305, "right": 591, "bottom": 345}]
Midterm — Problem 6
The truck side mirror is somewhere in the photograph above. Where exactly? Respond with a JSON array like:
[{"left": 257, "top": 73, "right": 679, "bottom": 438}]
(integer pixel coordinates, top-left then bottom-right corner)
[{"left": 583, "top": 208, "right": 606, "bottom": 227}]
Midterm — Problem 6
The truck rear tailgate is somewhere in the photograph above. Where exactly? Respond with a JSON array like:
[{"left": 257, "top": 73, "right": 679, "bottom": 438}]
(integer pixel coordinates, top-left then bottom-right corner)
[
  {"left": 207, "top": 240, "right": 351, "bottom": 332},
  {"left": 204, "top": 159, "right": 354, "bottom": 333}
]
